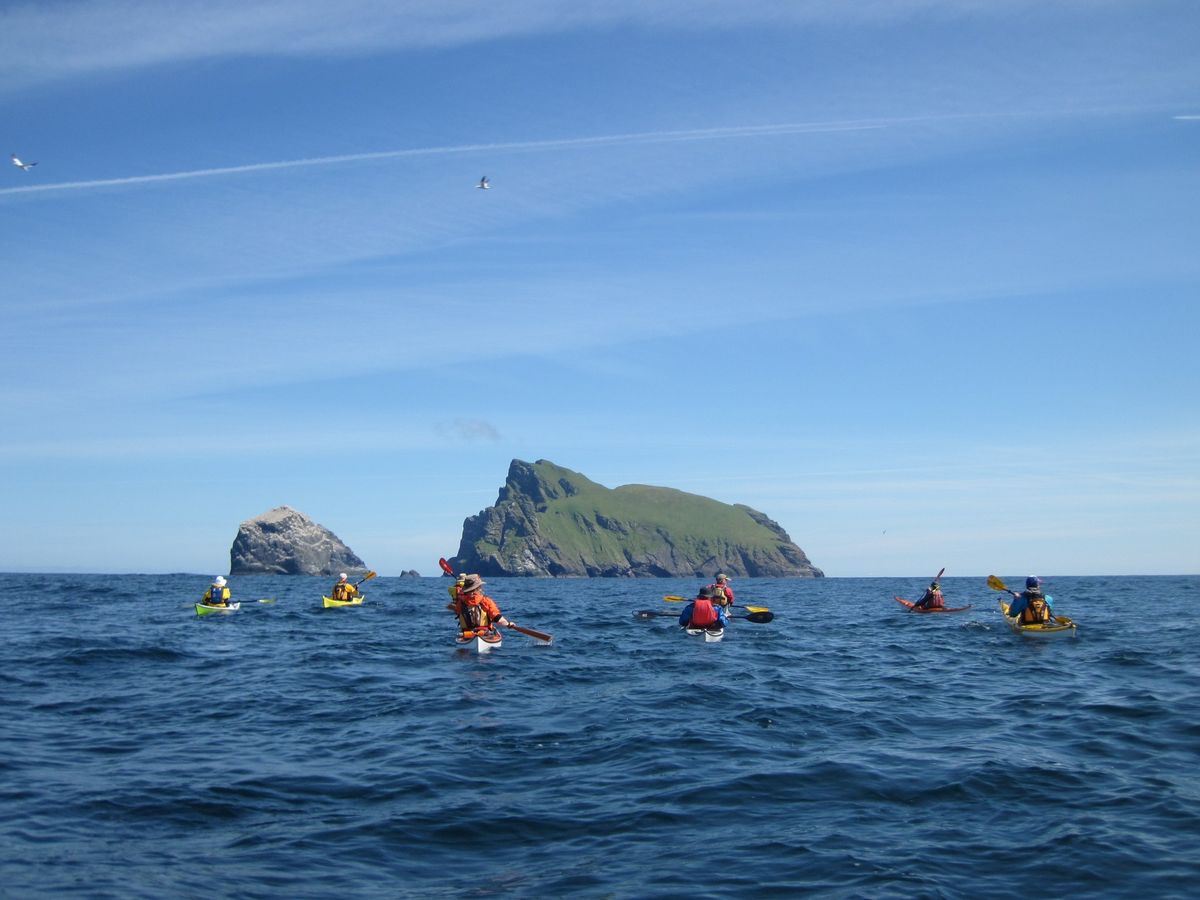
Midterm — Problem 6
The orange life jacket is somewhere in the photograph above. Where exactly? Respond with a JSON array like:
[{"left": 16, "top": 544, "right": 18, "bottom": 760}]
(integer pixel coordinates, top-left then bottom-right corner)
[
  {"left": 1019, "top": 591, "right": 1050, "bottom": 624},
  {"left": 456, "top": 593, "right": 498, "bottom": 631}
]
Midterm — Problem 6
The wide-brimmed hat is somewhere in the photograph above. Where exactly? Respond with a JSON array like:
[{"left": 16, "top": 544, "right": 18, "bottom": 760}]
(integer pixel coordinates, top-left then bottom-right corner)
[
  {"left": 698, "top": 586, "right": 716, "bottom": 599},
  {"left": 460, "top": 574, "right": 485, "bottom": 593},
  {"left": 715, "top": 573, "right": 729, "bottom": 582},
  {"left": 214, "top": 576, "right": 226, "bottom": 586}
]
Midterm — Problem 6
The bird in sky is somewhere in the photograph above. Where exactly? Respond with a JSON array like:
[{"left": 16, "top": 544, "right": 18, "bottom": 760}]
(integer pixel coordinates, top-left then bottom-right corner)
[
  {"left": 477, "top": 175, "right": 489, "bottom": 190},
  {"left": 11, "top": 154, "right": 37, "bottom": 171}
]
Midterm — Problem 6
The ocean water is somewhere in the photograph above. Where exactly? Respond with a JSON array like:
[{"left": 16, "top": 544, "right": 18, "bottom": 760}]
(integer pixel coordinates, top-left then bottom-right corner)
[{"left": 1, "top": 574, "right": 1198, "bottom": 899}]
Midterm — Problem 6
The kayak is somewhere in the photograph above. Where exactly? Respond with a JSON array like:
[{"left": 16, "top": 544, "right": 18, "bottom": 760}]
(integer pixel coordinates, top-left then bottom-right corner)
[
  {"left": 456, "top": 628, "right": 503, "bottom": 652},
  {"left": 998, "top": 599, "right": 1077, "bottom": 638},
  {"left": 196, "top": 601, "right": 240, "bottom": 616},
  {"left": 322, "top": 594, "right": 365, "bottom": 608},
  {"left": 895, "top": 596, "right": 974, "bottom": 613},
  {"left": 683, "top": 624, "right": 725, "bottom": 642}
]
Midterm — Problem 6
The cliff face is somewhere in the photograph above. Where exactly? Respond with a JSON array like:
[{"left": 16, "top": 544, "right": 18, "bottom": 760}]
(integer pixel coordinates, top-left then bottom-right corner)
[
  {"left": 452, "top": 459, "right": 823, "bottom": 578},
  {"left": 229, "top": 506, "right": 368, "bottom": 576}
]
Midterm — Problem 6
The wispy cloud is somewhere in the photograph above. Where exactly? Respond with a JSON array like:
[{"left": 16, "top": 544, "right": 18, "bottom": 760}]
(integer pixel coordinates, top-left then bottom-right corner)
[
  {"left": 436, "top": 419, "right": 503, "bottom": 442},
  {"left": 0, "top": 0, "right": 1076, "bottom": 91},
  {"left": 0, "top": 120, "right": 883, "bottom": 198}
]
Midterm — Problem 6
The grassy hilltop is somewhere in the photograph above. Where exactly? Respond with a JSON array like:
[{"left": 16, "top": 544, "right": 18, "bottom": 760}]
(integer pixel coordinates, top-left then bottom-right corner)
[{"left": 453, "top": 459, "right": 823, "bottom": 578}]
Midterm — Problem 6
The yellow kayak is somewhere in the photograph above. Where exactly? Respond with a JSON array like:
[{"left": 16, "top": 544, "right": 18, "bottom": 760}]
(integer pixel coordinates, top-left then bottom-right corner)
[
  {"left": 322, "top": 594, "right": 364, "bottom": 608},
  {"left": 998, "top": 599, "right": 1077, "bottom": 638}
]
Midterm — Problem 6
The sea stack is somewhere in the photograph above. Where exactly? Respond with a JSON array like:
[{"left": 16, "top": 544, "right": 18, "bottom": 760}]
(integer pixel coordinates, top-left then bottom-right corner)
[
  {"left": 451, "top": 459, "right": 824, "bottom": 577},
  {"left": 229, "top": 506, "right": 368, "bottom": 576}
]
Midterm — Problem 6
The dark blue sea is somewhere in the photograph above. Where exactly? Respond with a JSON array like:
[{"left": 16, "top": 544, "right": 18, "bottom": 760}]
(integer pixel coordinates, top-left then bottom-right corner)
[{"left": 2, "top": 574, "right": 1198, "bottom": 899}]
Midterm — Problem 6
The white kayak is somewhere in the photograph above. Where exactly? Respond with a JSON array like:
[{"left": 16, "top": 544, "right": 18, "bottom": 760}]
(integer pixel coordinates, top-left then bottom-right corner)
[
  {"left": 683, "top": 624, "right": 725, "bottom": 642},
  {"left": 456, "top": 629, "right": 503, "bottom": 652}
]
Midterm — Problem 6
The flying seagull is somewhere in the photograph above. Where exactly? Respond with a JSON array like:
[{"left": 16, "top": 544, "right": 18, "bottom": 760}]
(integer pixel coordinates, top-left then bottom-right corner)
[
  {"left": 477, "top": 175, "right": 489, "bottom": 190},
  {"left": 11, "top": 154, "right": 37, "bottom": 171}
]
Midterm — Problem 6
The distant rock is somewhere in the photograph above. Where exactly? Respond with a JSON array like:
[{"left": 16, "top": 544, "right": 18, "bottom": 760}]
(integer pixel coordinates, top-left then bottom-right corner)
[
  {"left": 451, "top": 459, "right": 824, "bottom": 577},
  {"left": 229, "top": 506, "right": 368, "bottom": 576},
  {"left": 399, "top": 570, "right": 421, "bottom": 578}
]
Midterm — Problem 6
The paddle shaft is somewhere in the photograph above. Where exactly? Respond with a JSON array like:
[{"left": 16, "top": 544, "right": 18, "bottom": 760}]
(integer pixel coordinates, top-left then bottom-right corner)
[
  {"left": 637, "top": 609, "right": 773, "bottom": 623},
  {"left": 661, "top": 595, "right": 769, "bottom": 613}
]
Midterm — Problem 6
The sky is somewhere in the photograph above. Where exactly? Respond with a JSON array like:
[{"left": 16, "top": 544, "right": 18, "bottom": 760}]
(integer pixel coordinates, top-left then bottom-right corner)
[{"left": 1, "top": 0, "right": 1197, "bottom": 577}]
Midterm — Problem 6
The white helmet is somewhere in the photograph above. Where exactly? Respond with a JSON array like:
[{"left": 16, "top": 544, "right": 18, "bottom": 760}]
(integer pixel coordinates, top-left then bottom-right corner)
[
  {"left": 214, "top": 576, "right": 226, "bottom": 586},
  {"left": 339, "top": 572, "right": 348, "bottom": 581}
]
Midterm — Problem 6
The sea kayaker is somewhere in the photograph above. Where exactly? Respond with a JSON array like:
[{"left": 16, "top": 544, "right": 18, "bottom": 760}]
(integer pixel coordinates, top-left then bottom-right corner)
[
  {"left": 452, "top": 574, "right": 516, "bottom": 636},
  {"left": 330, "top": 573, "right": 360, "bottom": 602},
  {"left": 678, "top": 586, "right": 729, "bottom": 629},
  {"left": 1004, "top": 576, "right": 1055, "bottom": 624},
  {"left": 707, "top": 573, "right": 736, "bottom": 609},
  {"left": 202, "top": 576, "right": 231, "bottom": 607},
  {"left": 911, "top": 579, "right": 945, "bottom": 610},
  {"left": 446, "top": 572, "right": 467, "bottom": 606}
]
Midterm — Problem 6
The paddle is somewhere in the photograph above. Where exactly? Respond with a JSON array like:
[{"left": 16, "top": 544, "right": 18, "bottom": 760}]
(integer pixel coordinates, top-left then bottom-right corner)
[
  {"left": 439, "top": 558, "right": 553, "bottom": 643},
  {"left": 507, "top": 623, "right": 553, "bottom": 644},
  {"left": 662, "top": 595, "right": 770, "bottom": 614},
  {"left": 355, "top": 570, "right": 377, "bottom": 587},
  {"left": 637, "top": 609, "right": 773, "bottom": 624}
]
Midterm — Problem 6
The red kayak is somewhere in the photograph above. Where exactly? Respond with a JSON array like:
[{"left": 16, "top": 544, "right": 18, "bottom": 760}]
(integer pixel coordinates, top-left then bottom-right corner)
[{"left": 895, "top": 596, "right": 973, "bottom": 613}]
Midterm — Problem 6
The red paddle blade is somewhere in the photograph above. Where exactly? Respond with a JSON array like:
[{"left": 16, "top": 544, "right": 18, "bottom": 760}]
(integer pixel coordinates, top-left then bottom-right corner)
[{"left": 438, "top": 558, "right": 455, "bottom": 576}]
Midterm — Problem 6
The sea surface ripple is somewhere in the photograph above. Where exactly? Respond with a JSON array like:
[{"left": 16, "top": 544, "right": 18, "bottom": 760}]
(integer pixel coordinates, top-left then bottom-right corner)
[{"left": 1, "top": 574, "right": 1198, "bottom": 898}]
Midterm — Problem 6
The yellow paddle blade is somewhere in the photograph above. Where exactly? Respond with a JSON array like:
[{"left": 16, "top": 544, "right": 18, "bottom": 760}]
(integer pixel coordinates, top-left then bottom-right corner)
[
  {"left": 987, "top": 575, "right": 1008, "bottom": 592},
  {"left": 743, "top": 605, "right": 770, "bottom": 613},
  {"left": 663, "top": 595, "right": 687, "bottom": 602}
]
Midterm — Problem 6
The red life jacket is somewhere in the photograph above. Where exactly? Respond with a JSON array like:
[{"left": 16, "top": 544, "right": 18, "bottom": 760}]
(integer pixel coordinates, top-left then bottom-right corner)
[{"left": 689, "top": 599, "right": 719, "bottom": 627}]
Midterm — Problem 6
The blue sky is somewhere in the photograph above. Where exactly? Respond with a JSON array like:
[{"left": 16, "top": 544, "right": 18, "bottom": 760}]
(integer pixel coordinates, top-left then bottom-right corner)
[{"left": 2, "top": 0, "right": 1197, "bottom": 576}]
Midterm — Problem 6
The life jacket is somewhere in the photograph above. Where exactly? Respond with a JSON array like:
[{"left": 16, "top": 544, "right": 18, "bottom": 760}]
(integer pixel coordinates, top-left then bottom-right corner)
[
  {"left": 689, "top": 598, "right": 719, "bottom": 627},
  {"left": 1019, "top": 590, "right": 1050, "bottom": 624},
  {"left": 922, "top": 589, "right": 944, "bottom": 609},
  {"left": 458, "top": 594, "right": 492, "bottom": 631},
  {"left": 710, "top": 584, "right": 730, "bottom": 604},
  {"left": 332, "top": 582, "right": 349, "bottom": 600},
  {"left": 206, "top": 585, "right": 229, "bottom": 604}
]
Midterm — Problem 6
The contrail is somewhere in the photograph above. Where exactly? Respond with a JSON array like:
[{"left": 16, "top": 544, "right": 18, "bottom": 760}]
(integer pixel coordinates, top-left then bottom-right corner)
[{"left": 0, "top": 120, "right": 883, "bottom": 197}]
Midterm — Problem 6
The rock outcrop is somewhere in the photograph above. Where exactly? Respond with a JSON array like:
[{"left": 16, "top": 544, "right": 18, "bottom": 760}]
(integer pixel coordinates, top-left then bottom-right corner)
[
  {"left": 452, "top": 459, "right": 823, "bottom": 577},
  {"left": 229, "top": 506, "right": 368, "bottom": 576}
]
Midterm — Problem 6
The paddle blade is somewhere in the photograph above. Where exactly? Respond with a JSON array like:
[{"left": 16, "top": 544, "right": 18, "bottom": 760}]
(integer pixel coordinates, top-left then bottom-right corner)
[
  {"left": 743, "top": 611, "right": 774, "bottom": 623},
  {"left": 438, "top": 558, "right": 455, "bottom": 576},
  {"left": 635, "top": 610, "right": 673, "bottom": 619},
  {"left": 737, "top": 604, "right": 770, "bottom": 614},
  {"left": 933, "top": 567, "right": 945, "bottom": 583},
  {"left": 510, "top": 623, "right": 553, "bottom": 644},
  {"left": 662, "top": 595, "right": 687, "bottom": 603},
  {"left": 987, "top": 575, "right": 1009, "bottom": 592}
]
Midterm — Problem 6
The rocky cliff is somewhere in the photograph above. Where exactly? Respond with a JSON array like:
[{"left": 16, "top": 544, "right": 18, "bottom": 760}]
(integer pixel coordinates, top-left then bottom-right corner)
[
  {"left": 229, "top": 506, "right": 368, "bottom": 576},
  {"left": 452, "top": 459, "right": 823, "bottom": 578}
]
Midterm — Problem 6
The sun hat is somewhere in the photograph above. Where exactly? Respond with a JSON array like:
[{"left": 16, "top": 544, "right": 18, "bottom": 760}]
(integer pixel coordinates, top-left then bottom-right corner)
[
  {"left": 460, "top": 574, "right": 485, "bottom": 593},
  {"left": 1026, "top": 576, "right": 1041, "bottom": 588},
  {"left": 214, "top": 576, "right": 226, "bottom": 586}
]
